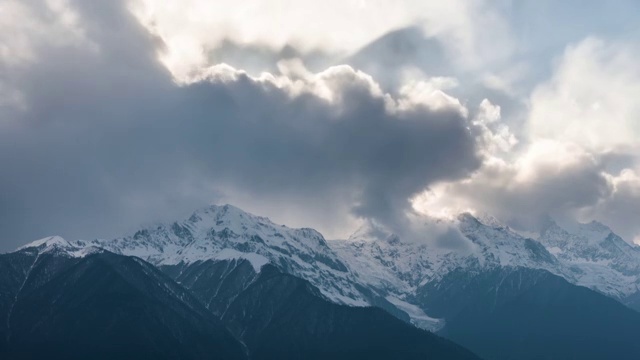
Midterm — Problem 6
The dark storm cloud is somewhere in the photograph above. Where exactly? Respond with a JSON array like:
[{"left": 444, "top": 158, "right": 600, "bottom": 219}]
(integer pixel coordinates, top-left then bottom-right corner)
[
  {"left": 183, "top": 69, "right": 479, "bottom": 231},
  {"left": 0, "top": 0, "right": 481, "bottom": 251},
  {"left": 0, "top": 0, "right": 186, "bottom": 248}
]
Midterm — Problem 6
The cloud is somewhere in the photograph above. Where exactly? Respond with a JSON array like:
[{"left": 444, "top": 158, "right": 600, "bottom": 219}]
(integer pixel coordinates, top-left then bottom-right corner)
[
  {"left": 130, "top": 0, "right": 514, "bottom": 79},
  {"left": 182, "top": 62, "right": 481, "bottom": 233},
  {"left": 3, "top": 0, "right": 640, "bottom": 252},
  {"left": 0, "top": 0, "right": 91, "bottom": 66},
  {"left": 413, "top": 37, "right": 640, "bottom": 243},
  {"left": 0, "top": 0, "right": 483, "bottom": 251},
  {"left": 521, "top": 38, "right": 640, "bottom": 240},
  {"left": 581, "top": 169, "right": 640, "bottom": 244},
  {"left": 529, "top": 38, "right": 640, "bottom": 152},
  {"left": 414, "top": 140, "right": 612, "bottom": 229}
]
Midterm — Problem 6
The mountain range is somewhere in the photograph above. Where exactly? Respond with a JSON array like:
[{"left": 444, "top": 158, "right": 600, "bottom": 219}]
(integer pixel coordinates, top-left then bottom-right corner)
[{"left": 3, "top": 204, "right": 640, "bottom": 359}]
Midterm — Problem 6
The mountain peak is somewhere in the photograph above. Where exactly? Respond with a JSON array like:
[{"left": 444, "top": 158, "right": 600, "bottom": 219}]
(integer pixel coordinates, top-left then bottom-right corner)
[
  {"left": 17, "top": 235, "right": 70, "bottom": 251},
  {"left": 473, "top": 212, "right": 508, "bottom": 229},
  {"left": 580, "top": 219, "right": 612, "bottom": 234},
  {"left": 194, "top": 203, "right": 246, "bottom": 217},
  {"left": 456, "top": 212, "right": 484, "bottom": 228},
  {"left": 17, "top": 235, "right": 107, "bottom": 259},
  {"left": 188, "top": 203, "right": 240, "bottom": 221},
  {"left": 348, "top": 220, "right": 395, "bottom": 243},
  {"left": 186, "top": 204, "right": 274, "bottom": 232},
  {"left": 542, "top": 218, "right": 613, "bottom": 245},
  {"left": 70, "top": 203, "right": 362, "bottom": 306}
]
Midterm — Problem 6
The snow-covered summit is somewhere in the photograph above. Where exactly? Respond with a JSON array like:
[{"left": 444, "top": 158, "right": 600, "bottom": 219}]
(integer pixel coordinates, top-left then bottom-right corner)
[
  {"left": 348, "top": 219, "right": 397, "bottom": 243},
  {"left": 538, "top": 218, "right": 640, "bottom": 298},
  {"left": 333, "top": 212, "right": 556, "bottom": 296},
  {"left": 75, "top": 204, "right": 367, "bottom": 306},
  {"left": 334, "top": 212, "right": 640, "bottom": 309},
  {"left": 17, "top": 235, "right": 103, "bottom": 258},
  {"left": 17, "top": 235, "right": 71, "bottom": 251},
  {"left": 11, "top": 204, "right": 640, "bottom": 329}
]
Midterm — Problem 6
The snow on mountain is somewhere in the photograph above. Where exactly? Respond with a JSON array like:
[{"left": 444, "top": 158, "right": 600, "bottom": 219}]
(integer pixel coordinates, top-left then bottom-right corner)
[
  {"left": 17, "top": 235, "right": 103, "bottom": 258},
  {"left": 329, "top": 213, "right": 565, "bottom": 329},
  {"left": 332, "top": 213, "right": 640, "bottom": 309},
  {"left": 18, "top": 236, "right": 72, "bottom": 251},
  {"left": 331, "top": 214, "right": 559, "bottom": 299},
  {"left": 11, "top": 205, "right": 640, "bottom": 330},
  {"left": 74, "top": 204, "right": 368, "bottom": 306},
  {"left": 538, "top": 220, "right": 640, "bottom": 299},
  {"left": 385, "top": 295, "right": 444, "bottom": 331}
]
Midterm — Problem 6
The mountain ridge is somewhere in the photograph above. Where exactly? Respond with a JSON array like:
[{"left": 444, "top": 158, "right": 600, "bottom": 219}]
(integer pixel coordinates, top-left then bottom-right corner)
[
  {"left": 16, "top": 204, "right": 640, "bottom": 327},
  {"left": 3, "top": 216, "right": 483, "bottom": 360},
  {"left": 12, "top": 203, "right": 640, "bottom": 360}
]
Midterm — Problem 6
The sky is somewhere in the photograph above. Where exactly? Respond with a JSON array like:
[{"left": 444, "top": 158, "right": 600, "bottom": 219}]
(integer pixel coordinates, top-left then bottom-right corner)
[{"left": 1, "top": 0, "right": 640, "bottom": 251}]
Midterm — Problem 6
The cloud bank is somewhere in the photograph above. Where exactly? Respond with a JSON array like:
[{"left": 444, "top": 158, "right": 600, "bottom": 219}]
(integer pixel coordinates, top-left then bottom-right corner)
[
  {"left": 0, "top": 0, "right": 491, "bottom": 250},
  {"left": 414, "top": 38, "right": 640, "bottom": 242},
  {"left": 1, "top": 0, "right": 640, "bottom": 251}
]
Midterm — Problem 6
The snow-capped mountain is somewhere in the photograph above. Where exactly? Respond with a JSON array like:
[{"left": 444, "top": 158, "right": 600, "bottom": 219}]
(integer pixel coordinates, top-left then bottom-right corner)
[
  {"left": 332, "top": 212, "right": 640, "bottom": 313},
  {"left": 66, "top": 205, "right": 369, "bottom": 306},
  {"left": 12, "top": 204, "right": 640, "bottom": 360},
  {"left": 334, "top": 213, "right": 560, "bottom": 293},
  {"left": 17, "top": 235, "right": 104, "bottom": 259},
  {"left": 16, "top": 205, "right": 640, "bottom": 327},
  {"left": 538, "top": 220, "right": 640, "bottom": 302},
  {"left": 7, "top": 208, "right": 482, "bottom": 360},
  {"left": 330, "top": 213, "right": 563, "bottom": 329}
]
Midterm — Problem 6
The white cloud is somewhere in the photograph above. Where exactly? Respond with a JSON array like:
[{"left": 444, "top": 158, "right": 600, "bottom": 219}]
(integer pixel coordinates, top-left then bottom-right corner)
[
  {"left": 473, "top": 99, "right": 518, "bottom": 155},
  {"left": 529, "top": 38, "right": 640, "bottom": 153},
  {"left": 0, "top": 0, "right": 482, "bottom": 247},
  {"left": 412, "top": 139, "right": 612, "bottom": 231},
  {"left": 129, "top": 0, "right": 514, "bottom": 80},
  {"left": 0, "top": 0, "right": 92, "bottom": 66},
  {"left": 0, "top": 0, "right": 98, "bottom": 122},
  {"left": 396, "top": 78, "right": 466, "bottom": 115},
  {"left": 3, "top": 0, "right": 640, "bottom": 247},
  {"left": 413, "top": 37, "right": 640, "bottom": 243}
]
